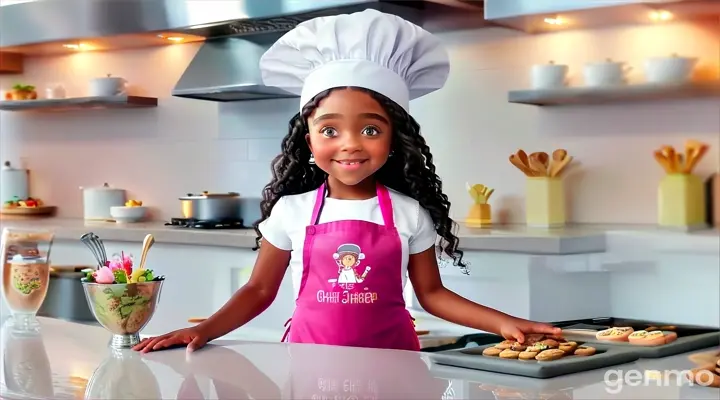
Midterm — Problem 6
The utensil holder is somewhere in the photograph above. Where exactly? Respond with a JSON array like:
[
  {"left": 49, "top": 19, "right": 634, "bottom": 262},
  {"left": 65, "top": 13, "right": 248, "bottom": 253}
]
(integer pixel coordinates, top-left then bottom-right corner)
[
  {"left": 658, "top": 173, "right": 706, "bottom": 229},
  {"left": 525, "top": 177, "right": 566, "bottom": 228},
  {"left": 466, "top": 204, "right": 491, "bottom": 228}
]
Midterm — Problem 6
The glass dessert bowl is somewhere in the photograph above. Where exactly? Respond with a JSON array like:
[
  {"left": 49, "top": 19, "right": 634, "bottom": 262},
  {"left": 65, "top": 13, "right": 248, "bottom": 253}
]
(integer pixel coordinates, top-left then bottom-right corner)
[{"left": 82, "top": 279, "right": 164, "bottom": 349}]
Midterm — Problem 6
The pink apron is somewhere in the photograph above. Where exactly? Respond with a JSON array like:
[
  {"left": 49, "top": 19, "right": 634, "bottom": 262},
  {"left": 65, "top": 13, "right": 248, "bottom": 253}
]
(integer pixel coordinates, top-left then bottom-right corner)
[{"left": 282, "top": 181, "right": 420, "bottom": 351}]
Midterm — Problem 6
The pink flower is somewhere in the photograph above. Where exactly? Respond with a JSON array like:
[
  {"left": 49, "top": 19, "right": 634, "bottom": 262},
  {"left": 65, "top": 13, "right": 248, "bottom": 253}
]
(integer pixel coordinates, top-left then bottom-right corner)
[
  {"left": 93, "top": 266, "right": 115, "bottom": 284},
  {"left": 121, "top": 252, "right": 133, "bottom": 276},
  {"left": 108, "top": 260, "right": 124, "bottom": 271}
]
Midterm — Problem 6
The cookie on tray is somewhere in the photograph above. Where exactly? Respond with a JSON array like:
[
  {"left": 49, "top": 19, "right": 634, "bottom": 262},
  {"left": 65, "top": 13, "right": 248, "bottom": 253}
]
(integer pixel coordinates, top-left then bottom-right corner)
[
  {"left": 483, "top": 347, "right": 503, "bottom": 357},
  {"left": 499, "top": 349, "right": 520, "bottom": 359},
  {"left": 574, "top": 346, "right": 596, "bottom": 356},
  {"left": 535, "top": 349, "right": 565, "bottom": 361}
]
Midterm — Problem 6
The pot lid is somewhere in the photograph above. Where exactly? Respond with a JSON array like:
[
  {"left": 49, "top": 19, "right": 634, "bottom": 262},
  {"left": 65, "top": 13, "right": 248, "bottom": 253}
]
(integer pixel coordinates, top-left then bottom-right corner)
[
  {"left": 80, "top": 182, "right": 125, "bottom": 191},
  {"left": 180, "top": 191, "right": 240, "bottom": 199},
  {"left": 2, "top": 161, "right": 23, "bottom": 171}
]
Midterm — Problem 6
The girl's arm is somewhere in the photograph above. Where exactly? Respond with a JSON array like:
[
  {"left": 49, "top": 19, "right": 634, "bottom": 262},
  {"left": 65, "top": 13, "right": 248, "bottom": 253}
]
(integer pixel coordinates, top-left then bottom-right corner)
[
  {"left": 408, "top": 247, "right": 559, "bottom": 341},
  {"left": 196, "top": 241, "right": 290, "bottom": 342}
]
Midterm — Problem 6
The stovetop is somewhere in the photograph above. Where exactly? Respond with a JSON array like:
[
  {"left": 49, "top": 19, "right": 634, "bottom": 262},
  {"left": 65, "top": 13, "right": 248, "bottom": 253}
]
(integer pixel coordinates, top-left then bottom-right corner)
[{"left": 165, "top": 218, "right": 246, "bottom": 229}]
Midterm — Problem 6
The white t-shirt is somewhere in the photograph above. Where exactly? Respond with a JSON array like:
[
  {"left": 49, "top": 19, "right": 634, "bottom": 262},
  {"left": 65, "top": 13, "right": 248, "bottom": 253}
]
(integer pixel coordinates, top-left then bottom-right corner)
[{"left": 258, "top": 188, "right": 438, "bottom": 299}]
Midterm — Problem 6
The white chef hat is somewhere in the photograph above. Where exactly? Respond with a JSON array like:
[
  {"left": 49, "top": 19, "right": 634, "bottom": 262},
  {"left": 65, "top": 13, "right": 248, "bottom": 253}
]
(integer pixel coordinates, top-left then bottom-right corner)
[{"left": 259, "top": 8, "right": 450, "bottom": 112}]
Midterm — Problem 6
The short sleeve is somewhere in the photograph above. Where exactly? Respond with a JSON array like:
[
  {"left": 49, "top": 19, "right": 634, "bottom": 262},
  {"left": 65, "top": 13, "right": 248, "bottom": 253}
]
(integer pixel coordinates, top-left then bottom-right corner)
[
  {"left": 257, "top": 197, "right": 292, "bottom": 251},
  {"left": 409, "top": 205, "right": 437, "bottom": 254}
]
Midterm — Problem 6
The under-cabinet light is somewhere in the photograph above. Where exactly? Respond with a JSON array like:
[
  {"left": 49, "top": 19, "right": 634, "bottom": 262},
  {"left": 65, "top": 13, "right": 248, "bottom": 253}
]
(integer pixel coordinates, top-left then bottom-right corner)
[
  {"left": 649, "top": 10, "right": 673, "bottom": 22},
  {"left": 543, "top": 17, "right": 565, "bottom": 25}
]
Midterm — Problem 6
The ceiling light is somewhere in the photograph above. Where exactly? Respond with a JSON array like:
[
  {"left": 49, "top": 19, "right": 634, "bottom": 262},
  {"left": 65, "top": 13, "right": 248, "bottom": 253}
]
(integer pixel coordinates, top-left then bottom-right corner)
[
  {"left": 543, "top": 17, "right": 565, "bottom": 25},
  {"left": 62, "top": 43, "right": 92, "bottom": 50},
  {"left": 649, "top": 10, "right": 673, "bottom": 21}
]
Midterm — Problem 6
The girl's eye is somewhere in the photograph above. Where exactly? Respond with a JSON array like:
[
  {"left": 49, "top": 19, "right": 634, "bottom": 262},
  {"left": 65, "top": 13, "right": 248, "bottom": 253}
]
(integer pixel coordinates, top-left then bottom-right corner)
[
  {"left": 362, "top": 126, "right": 380, "bottom": 136},
  {"left": 320, "top": 127, "right": 337, "bottom": 137}
]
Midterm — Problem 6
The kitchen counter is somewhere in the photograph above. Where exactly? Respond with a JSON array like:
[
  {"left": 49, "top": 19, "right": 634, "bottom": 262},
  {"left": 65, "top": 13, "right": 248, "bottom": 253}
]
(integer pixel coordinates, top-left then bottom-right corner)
[
  {"left": 1, "top": 317, "right": 718, "bottom": 399},
  {"left": 1, "top": 217, "right": 717, "bottom": 254}
]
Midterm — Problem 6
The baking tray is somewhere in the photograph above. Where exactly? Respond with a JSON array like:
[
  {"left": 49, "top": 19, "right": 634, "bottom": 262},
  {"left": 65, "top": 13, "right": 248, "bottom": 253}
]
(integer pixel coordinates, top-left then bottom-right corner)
[
  {"left": 429, "top": 342, "right": 639, "bottom": 379},
  {"left": 555, "top": 317, "right": 720, "bottom": 359}
]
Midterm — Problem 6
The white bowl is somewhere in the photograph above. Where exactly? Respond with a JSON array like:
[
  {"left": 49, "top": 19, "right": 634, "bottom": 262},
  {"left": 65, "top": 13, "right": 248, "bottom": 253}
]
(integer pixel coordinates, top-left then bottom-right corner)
[{"left": 110, "top": 206, "right": 147, "bottom": 223}]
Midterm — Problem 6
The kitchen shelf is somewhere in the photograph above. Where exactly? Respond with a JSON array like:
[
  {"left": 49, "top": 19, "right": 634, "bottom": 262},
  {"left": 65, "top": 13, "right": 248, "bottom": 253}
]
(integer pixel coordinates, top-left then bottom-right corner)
[
  {"left": 0, "top": 95, "right": 158, "bottom": 111},
  {"left": 508, "top": 81, "right": 720, "bottom": 106}
]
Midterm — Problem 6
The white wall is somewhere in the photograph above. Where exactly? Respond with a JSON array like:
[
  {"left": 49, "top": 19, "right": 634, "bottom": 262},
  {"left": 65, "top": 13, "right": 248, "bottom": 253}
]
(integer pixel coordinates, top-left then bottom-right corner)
[{"left": 1, "top": 19, "right": 718, "bottom": 224}]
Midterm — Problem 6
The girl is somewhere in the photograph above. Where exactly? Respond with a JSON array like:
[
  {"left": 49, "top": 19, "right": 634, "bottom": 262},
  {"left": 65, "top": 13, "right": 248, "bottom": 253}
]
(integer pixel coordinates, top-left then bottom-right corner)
[{"left": 134, "top": 9, "right": 560, "bottom": 354}]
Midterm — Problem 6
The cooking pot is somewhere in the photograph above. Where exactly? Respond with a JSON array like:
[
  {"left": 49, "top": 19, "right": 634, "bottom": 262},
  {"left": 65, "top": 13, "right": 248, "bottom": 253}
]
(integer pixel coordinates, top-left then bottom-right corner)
[
  {"left": 180, "top": 192, "right": 240, "bottom": 221},
  {"left": 80, "top": 183, "right": 127, "bottom": 221},
  {"left": 37, "top": 265, "right": 96, "bottom": 323}
]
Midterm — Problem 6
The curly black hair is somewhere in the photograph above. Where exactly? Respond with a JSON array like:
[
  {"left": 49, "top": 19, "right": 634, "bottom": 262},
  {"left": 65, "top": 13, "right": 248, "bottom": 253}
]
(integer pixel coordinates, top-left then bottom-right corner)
[{"left": 252, "top": 87, "right": 468, "bottom": 274}]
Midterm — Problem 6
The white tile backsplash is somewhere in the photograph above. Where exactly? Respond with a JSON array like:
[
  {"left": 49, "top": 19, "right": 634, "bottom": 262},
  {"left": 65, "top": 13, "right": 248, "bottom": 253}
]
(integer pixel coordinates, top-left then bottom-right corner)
[{"left": 0, "top": 19, "right": 718, "bottom": 225}]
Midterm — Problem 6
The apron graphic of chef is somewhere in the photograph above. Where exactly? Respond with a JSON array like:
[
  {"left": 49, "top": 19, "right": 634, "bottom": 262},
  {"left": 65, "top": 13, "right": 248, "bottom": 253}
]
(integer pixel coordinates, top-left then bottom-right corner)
[{"left": 331, "top": 243, "right": 371, "bottom": 290}]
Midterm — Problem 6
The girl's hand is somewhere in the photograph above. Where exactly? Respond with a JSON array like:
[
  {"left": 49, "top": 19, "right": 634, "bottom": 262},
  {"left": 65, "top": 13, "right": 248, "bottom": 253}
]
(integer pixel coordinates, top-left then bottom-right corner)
[
  {"left": 500, "top": 318, "right": 562, "bottom": 343},
  {"left": 132, "top": 327, "right": 209, "bottom": 353}
]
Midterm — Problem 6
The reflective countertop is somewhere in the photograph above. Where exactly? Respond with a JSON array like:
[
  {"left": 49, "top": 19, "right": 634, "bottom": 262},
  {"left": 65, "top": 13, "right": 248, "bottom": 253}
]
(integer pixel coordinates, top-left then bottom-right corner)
[{"left": 1, "top": 317, "right": 718, "bottom": 399}]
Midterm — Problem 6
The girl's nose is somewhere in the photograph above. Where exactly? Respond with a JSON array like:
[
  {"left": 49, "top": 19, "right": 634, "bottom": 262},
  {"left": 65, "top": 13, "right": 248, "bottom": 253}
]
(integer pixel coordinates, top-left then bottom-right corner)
[{"left": 340, "top": 133, "right": 363, "bottom": 152}]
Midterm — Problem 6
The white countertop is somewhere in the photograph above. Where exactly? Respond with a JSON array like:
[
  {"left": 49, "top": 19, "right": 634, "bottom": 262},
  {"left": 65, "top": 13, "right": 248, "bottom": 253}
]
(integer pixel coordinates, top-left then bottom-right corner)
[
  {"left": 1, "top": 317, "right": 718, "bottom": 399},
  {"left": 1, "top": 217, "right": 717, "bottom": 254}
]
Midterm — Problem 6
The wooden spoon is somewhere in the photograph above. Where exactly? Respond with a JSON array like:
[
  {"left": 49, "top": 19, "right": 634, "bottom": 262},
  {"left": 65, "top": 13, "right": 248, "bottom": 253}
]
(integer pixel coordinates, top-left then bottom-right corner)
[
  {"left": 509, "top": 154, "right": 534, "bottom": 176},
  {"left": 684, "top": 141, "right": 709, "bottom": 173},
  {"left": 654, "top": 150, "right": 673, "bottom": 174},
  {"left": 137, "top": 233, "right": 155, "bottom": 271},
  {"left": 550, "top": 156, "right": 573, "bottom": 177},
  {"left": 661, "top": 145, "right": 677, "bottom": 173},
  {"left": 537, "top": 152, "right": 550, "bottom": 170},
  {"left": 528, "top": 153, "right": 548, "bottom": 177},
  {"left": 188, "top": 317, "right": 207, "bottom": 324},
  {"left": 550, "top": 149, "right": 567, "bottom": 177}
]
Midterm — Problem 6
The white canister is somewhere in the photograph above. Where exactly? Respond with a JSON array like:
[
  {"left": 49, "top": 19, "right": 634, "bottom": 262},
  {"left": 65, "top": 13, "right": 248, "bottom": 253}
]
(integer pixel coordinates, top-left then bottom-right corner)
[
  {"left": 583, "top": 58, "right": 631, "bottom": 87},
  {"left": 0, "top": 161, "right": 29, "bottom": 203},
  {"left": 531, "top": 62, "right": 569, "bottom": 89},
  {"left": 89, "top": 74, "right": 128, "bottom": 97},
  {"left": 644, "top": 54, "right": 698, "bottom": 84},
  {"left": 80, "top": 183, "right": 127, "bottom": 220}
]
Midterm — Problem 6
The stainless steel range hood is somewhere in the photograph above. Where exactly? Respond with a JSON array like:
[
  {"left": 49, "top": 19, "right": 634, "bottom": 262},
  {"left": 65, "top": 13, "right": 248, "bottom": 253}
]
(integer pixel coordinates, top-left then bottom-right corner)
[
  {"left": 170, "top": 0, "right": 488, "bottom": 102},
  {"left": 484, "top": 0, "right": 720, "bottom": 33}
]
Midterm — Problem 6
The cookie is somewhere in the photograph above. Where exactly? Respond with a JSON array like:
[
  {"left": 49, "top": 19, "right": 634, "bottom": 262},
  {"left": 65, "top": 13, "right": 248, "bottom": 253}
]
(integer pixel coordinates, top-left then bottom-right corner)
[
  {"left": 499, "top": 349, "right": 520, "bottom": 359},
  {"left": 645, "top": 326, "right": 658, "bottom": 331},
  {"left": 528, "top": 343, "right": 550, "bottom": 353},
  {"left": 539, "top": 339, "right": 560, "bottom": 348},
  {"left": 518, "top": 351, "right": 538, "bottom": 360},
  {"left": 574, "top": 346, "right": 596, "bottom": 356},
  {"left": 716, "top": 368, "right": 720, "bottom": 375},
  {"left": 535, "top": 349, "right": 565, "bottom": 361},
  {"left": 511, "top": 342, "right": 527, "bottom": 351},
  {"left": 596, "top": 327, "right": 633, "bottom": 342},
  {"left": 495, "top": 340, "right": 515, "bottom": 350},
  {"left": 716, "top": 358, "right": 720, "bottom": 368},
  {"left": 483, "top": 347, "right": 503, "bottom": 356},
  {"left": 559, "top": 341, "right": 578, "bottom": 353},
  {"left": 658, "top": 325, "right": 676, "bottom": 331}
]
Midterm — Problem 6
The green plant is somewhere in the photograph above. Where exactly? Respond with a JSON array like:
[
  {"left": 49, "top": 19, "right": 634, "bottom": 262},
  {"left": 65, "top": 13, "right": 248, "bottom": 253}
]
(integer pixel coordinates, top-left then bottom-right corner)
[{"left": 12, "top": 83, "right": 35, "bottom": 92}]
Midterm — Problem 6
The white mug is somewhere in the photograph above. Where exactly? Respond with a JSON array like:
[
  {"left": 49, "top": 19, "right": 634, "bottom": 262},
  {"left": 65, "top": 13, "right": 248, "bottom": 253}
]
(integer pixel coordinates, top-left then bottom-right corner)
[
  {"left": 89, "top": 75, "right": 128, "bottom": 97},
  {"left": 531, "top": 62, "right": 569, "bottom": 89}
]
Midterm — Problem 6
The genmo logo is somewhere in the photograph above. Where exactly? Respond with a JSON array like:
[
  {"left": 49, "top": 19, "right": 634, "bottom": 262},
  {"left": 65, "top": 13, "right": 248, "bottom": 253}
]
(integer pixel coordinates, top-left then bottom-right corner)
[{"left": 604, "top": 369, "right": 716, "bottom": 394}]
